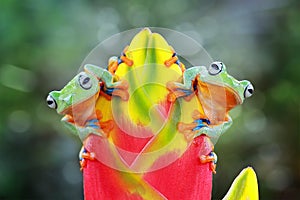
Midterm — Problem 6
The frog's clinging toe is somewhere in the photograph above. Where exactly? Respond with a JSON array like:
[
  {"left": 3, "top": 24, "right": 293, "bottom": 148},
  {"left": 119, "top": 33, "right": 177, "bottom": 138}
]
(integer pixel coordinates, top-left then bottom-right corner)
[
  {"left": 199, "top": 151, "right": 218, "bottom": 174},
  {"left": 79, "top": 148, "right": 96, "bottom": 171}
]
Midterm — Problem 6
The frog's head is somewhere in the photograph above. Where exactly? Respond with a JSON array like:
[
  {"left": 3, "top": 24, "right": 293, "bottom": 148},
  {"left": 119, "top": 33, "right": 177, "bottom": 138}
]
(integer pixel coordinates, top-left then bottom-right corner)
[
  {"left": 46, "top": 68, "right": 101, "bottom": 117},
  {"left": 197, "top": 61, "right": 254, "bottom": 124}
]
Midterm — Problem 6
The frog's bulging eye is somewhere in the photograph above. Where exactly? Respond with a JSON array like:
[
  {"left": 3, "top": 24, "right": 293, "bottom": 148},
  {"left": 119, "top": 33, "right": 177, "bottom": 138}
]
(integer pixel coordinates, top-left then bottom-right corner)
[
  {"left": 79, "top": 74, "right": 92, "bottom": 90},
  {"left": 47, "top": 95, "right": 57, "bottom": 109},
  {"left": 244, "top": 83, "right": 254, "bottom": 98},
  {"left": 208, "top": 62, "right": 223, "bottom": 75}
]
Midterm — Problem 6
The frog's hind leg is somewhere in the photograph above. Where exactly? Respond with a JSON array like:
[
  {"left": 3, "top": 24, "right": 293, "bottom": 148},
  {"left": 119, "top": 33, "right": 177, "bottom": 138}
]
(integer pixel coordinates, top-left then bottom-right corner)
[
  {"left": 177, "top": 109, "right": 211, "bottom": 142},
  {"left": 79, "top": 146, "right": 96, "bottom": 171},
  {"left": 199, "top": 151, "right": 218, "bottom": 174}
]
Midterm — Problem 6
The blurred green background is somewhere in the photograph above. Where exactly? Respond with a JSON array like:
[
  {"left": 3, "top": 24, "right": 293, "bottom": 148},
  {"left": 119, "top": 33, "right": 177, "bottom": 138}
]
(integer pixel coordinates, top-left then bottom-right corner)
[{"left": 0, "top": 0, "right": 299, "bottom": 199}]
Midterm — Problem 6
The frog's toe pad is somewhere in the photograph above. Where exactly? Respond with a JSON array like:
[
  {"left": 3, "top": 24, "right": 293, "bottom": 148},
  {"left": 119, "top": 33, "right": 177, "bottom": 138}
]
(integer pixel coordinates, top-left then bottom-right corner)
[
  {"left": 79, "top": 148, "right": 96, "bottom": 171},
  {"left": 199, "top": 151, "right": 217, "bottom": 174}
]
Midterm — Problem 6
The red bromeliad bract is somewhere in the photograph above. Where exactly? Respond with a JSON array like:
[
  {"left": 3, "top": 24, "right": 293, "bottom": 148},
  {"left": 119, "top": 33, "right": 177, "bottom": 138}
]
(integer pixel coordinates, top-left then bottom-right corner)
[{"left": 84, "top": 135, "right": 212, "bottom": 200}]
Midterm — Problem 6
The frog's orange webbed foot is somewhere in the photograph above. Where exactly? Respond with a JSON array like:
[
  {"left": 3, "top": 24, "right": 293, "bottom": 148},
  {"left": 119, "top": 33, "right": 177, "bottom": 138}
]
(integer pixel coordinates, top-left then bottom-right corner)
[
  {"left": 79, "top": 147, "right": 96, "bottom": 171},
  {"left": 164, "top": 50, "right": 185, "bottom": 72},
  {"left": 164, "top": 51, "right": 194, "bottom": 103},
  {"left": 95, "top": 110, "right": 114, "bottom": 137},
  {"left": 105, "top": 47, "right": 131, "bottom": 101},
  {"left": 199, "top": 151, "right": 218, "bottom": 174},
  {"left": 86, "top": 111, "right": 112, "bottom": 138}
]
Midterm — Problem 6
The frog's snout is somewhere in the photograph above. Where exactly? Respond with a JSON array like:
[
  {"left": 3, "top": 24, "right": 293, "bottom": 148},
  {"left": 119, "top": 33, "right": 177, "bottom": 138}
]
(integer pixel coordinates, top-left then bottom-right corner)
[{"left": 46, "top": 94, "right": 57, "bottom": 109}]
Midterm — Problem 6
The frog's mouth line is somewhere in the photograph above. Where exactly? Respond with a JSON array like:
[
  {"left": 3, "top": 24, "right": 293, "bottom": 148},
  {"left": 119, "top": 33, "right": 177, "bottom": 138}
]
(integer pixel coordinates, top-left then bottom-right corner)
[
  {"left": 59, "top": 93, "right": 99, "bottom": 118},
  {"left": 197, "top": 81, "right": 242, "bottom": 125}
]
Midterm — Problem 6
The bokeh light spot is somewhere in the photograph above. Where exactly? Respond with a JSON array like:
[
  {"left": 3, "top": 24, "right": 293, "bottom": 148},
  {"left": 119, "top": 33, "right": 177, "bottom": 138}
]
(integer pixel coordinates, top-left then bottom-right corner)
[
  {"left": 8, "top": 110, "right": 31, "bottom": 133},
  {"left": 243, "top": 109, "right": 266, "bottom": 133},
  {"left": 266, "top": 167, "right": 292, "bottom": 191}
]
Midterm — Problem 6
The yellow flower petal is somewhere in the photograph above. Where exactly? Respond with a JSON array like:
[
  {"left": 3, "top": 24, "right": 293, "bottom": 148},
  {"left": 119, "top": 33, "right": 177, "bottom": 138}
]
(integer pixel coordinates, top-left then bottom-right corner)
[{"left": 223, "top": 167, "right": 259, "bottom": 200}]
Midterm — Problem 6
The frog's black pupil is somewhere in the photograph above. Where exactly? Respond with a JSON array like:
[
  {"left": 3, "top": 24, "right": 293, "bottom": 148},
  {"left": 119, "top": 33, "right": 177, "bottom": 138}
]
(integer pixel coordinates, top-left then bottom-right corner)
[
  {"left": 83, "top": 77, "right": 90, "bottom": 85},
  {"left": 47, "top": 100, "right": 53, "bottom": 105},
  {"left": 212, "top": 64, "right": 219, "bottom": 70},
  {"left": 248, "top": 89, "right": 253, "bottom": 94}
]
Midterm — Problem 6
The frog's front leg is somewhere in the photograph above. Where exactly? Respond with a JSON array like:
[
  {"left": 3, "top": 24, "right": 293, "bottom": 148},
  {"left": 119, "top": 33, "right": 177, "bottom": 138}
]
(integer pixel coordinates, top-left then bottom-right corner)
[
  {"left": 100, "top": 70, "right": 127, "bottom": 89},
  {"left": 101, "top": 70, "right": 129, "bottom": 100},
  {"left": 167, "top": 67, "right": 202, "bottom": 102},
  {"left": 178, "top": 109, "right": 233, "bottom": 144},
  {"left": 84, "top": 64, "right": 129, "bottom": 100},
  {"left": 196, "top": 116, "right": 233, "bottom": 144},
  {"left": 196, "top": 133, "right": 218, "bottom": 173}
]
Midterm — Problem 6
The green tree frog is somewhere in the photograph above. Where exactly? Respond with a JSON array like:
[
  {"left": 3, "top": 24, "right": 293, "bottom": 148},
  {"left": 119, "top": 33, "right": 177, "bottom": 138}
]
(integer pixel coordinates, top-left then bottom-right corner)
[
  {"left": 166, "top": 61, "right": 254, "bottom": 172},
  {"left": 168, "top": 61, "right": 254, "bottom": 143},
  {"left": 46, "top": 64, "right": 128, "bottom": 141}
]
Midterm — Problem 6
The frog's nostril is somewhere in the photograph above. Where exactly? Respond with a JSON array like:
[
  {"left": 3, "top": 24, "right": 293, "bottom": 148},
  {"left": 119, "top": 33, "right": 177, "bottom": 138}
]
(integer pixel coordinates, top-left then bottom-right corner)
[{"left": 47, "top": 95, "right": 57, "bottom": 109}]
